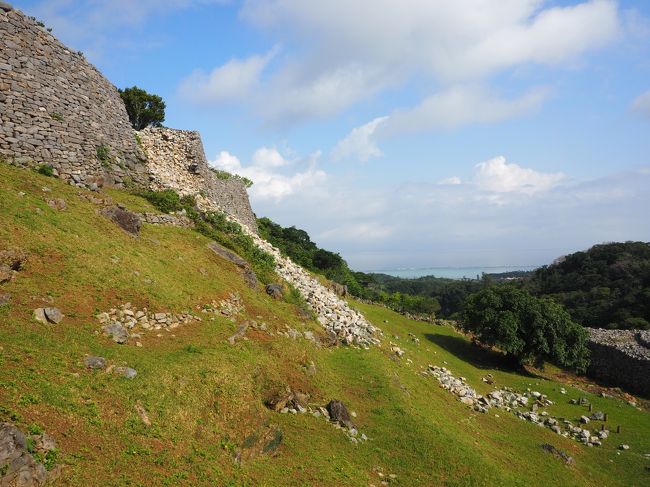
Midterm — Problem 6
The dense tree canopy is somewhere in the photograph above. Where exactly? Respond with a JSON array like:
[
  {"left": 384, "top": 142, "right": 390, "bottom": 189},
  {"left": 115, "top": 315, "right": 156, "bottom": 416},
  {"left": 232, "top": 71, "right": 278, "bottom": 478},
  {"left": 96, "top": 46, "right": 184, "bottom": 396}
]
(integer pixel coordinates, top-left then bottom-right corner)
[
  {"left": 523, "top": 242, "right": 650, "bottom": 330},
  {"left": 119, "top": 86, "right": 166, "bottom": 130},
  {"left": 462, "top": 286, "right": 590, "bottom": 372}
]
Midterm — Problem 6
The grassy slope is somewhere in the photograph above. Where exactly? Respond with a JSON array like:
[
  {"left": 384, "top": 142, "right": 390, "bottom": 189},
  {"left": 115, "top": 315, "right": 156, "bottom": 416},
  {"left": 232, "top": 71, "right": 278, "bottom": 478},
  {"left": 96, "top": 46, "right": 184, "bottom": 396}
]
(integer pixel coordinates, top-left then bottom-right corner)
[{"left": 0, "top": 163, "right": 648, "bottom": 486}]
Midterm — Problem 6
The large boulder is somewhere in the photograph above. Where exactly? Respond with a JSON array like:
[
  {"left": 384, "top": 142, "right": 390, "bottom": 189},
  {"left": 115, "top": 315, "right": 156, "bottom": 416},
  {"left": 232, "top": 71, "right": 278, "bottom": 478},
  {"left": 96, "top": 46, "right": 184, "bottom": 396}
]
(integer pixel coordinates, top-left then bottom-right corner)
[
  {"left": 103, "top": 322, "right": 128, "bottom": 344},
  {"left": 326, "top": 400, "right": 355, "bottom": 429},
  {"left": 265, "top": 283, "right": 283, "bottom": 300},
  {"left": 101, "top": 206, "right": 141, "bottom": 235},
  {"left": 207, "top": 242, "right": 258, "bottom": 290}
]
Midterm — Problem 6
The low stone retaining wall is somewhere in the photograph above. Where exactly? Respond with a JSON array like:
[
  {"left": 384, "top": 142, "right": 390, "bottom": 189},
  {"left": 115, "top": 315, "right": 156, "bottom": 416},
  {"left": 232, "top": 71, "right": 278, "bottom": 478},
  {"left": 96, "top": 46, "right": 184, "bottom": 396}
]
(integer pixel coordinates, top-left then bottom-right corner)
[{"left": 587, "top": 329, "right": 650, "bottom": 397}]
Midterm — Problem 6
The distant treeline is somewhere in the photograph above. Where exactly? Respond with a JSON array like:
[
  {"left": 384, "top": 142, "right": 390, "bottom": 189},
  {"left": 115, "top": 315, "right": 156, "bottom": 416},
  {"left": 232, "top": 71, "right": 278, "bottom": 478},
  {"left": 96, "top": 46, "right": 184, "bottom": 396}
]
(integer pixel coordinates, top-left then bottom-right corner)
[
  {"left": 258, "top": 217, "right": 479, "bottom": 316},
  {"left": 258, "top": 217, "right": 650, "bottom": 330}
]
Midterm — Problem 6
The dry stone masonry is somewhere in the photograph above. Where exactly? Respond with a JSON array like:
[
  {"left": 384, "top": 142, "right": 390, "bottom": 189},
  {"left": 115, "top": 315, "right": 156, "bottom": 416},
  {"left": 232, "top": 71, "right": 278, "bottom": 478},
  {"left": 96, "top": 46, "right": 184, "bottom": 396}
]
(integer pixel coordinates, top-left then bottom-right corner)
[
  {"left": 587, "top": 329, "right": 650, "bottom": 397},
  {"left": 138, "top": 127, "right": 258, "bottom": 233},
  {"left": 0, "top": 3, "right": 148, "bottom": 188}
]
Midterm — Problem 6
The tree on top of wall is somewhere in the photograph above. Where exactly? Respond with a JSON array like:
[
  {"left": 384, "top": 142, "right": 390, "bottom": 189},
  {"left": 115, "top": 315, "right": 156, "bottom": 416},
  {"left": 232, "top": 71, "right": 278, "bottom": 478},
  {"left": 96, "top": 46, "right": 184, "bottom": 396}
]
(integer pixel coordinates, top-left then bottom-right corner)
[{"left": 118, "top": 86, "right": 166, "bottom": 130}]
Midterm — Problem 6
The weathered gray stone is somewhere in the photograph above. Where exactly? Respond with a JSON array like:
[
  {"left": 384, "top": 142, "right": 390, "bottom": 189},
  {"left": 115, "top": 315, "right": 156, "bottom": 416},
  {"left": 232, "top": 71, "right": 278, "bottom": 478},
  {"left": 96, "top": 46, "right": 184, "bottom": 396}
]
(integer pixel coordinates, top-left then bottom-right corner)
[
  {"left": 0, "top": 265, "right": 13, "bottom": 284},
  {"left": 33, "top": 308, "right": 47, "bottom": 324},
  {"left": 0, "top": 422, "right": 51, "bottom": 487},
  {"left": 83, "top": 356, "right": 106, "bottom": 370},
  {"left": 43, "top": 307, "right": 63, "bottom": 324},
  {"left": 101, "top": 206, "right": 141, "bottom": 235},
  {"left": 207, "top": 242, "right": 248, "bottom": 268},
  {"left": 113, "top": 367, "right": 137, "bottom": 379},
  {"left": 46, "top": 198, "right": 66, "bottom": 211},
  {"left": 265, "top": 283, "right": 284, "bottom": 300},
  {"left": 326, "top": 400, "right": 355, "bottom": 429},
  {"left": 0, "top": 2, "right": 13, "bottom": 13},
  {"left": 103, "top": 322, "right": 128, "bottom": 344}
]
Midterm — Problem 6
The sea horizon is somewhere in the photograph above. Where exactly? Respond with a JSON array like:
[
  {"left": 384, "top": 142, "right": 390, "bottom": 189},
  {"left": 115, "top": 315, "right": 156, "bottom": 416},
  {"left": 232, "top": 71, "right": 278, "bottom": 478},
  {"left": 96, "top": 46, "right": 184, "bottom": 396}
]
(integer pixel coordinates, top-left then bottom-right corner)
[{"left": 366, "top": 265, "right": 541, "bottom": 280}]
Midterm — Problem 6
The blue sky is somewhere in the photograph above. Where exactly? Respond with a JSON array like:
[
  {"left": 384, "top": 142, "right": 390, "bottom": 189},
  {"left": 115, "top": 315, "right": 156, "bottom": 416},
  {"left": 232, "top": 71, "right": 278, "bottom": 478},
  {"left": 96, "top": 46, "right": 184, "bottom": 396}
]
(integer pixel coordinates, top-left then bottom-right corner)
[{"left": 15, "top": 0, "right": 650, "bottom": 270}]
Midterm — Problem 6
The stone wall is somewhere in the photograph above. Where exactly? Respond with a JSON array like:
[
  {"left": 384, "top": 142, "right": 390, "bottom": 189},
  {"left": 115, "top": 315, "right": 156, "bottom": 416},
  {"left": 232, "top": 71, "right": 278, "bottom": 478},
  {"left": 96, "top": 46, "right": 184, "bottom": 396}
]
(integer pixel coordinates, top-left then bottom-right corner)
[
  {"left": 0, "top": 3, "right": 147, "bottom": 188},
  {"left": 587, "top": 329, "right": 650, "bottom": 398},
  {"left": 139, "top": 127, "right": 258, "bottom": 233}
]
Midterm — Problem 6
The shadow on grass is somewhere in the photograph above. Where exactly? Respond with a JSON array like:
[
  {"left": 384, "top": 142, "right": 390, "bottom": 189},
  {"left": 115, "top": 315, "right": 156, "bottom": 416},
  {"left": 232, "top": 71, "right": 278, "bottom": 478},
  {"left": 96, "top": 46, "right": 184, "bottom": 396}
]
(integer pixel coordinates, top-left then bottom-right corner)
[{"left": 424, "top": 333, "right": 539, "bottom": 377}]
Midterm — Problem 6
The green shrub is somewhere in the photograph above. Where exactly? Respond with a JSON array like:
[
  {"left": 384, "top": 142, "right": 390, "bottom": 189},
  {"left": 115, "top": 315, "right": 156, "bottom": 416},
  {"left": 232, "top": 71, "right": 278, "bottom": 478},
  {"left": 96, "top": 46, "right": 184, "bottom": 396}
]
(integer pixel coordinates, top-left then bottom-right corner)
[
  {"left": 96, "top": 145, "right": 113, "bottom": 167},
  {"left": 50, "top": 112, "right": 64, "bottom": 121},
  {"left": 139, "top": 189, "right": 181, "bottom": 214},
  {"left": 36, "top": 164, "right": 54, "bottom": 177},
  {"left": 210, "top": 168, "right": 253, "bottom": 188}
]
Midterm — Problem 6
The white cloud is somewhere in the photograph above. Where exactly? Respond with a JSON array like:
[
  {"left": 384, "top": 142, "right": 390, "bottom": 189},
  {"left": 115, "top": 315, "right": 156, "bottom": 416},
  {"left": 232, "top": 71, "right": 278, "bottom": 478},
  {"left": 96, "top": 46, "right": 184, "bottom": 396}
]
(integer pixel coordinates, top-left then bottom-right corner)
[
  {"left": 631, "top": 89, "right": 650, "bottom": 117},
  {"left": 209, "top": 148, "right": 326, "bottom": 202},
  {"left": 251, "top": 146, "right": 289, "bottom": 168},
  {"left": 472, "top": 156, "right": 566, "bottom": 194},
  {"left": 439, "top": 177, "right": 462, "bottom": 185},
  {"left": 385, "top": 85, "right": 550, "bottom": 135},
  {"left": 253, "top": 164, "right": 650, "bottom": 270},
  {"left": 178, "top": 50, "right": 275, "bottom": 104},
  {"left": 229, "top": 0, "right": 621, "bottom": 123},
  {"left": 331, "top": 116, "right": 389, "bottom": 161}
]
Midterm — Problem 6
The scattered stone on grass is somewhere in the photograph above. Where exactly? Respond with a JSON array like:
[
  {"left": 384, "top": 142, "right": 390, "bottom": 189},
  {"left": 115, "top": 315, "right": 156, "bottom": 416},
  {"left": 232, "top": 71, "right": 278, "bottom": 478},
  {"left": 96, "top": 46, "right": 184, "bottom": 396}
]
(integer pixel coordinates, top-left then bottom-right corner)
[
  {"left": 84, "top": 356, "right": 106, "bottom": 370},
  {"left": 265, "top": 283, "right": 283, "bottom": 300},
  {"left": 46, "top": 198, "right": 66, "bottom": 211},
  {"left": 33, "top": 307, "right": 63, "bottom": 324},
  {"left": 135, "top": 402, "right": 151, "bottom": 427},
  {"left": 0, "top": 294, "right": 10, "bottom": 305},
  {"left": 113, "top": 367, "right": 137, "bottom": 379},
  {"left": 540, "top": 443, "right": 575, "bottom": 465},
  {"left": 101, "top": 206, "right": 141, "bottom": 235},
  {"left": 43, "top": 307, "right": 63, "bottom": 324},
  {"left": 326, "top": 400, "right": 355, "bottom": 429},
  {"left": 227, "top": 322, "right": 249, "bottom": 345},
  {"left": 103, "top": 322, "right": 128, "bottom": 344},
  {"left": 423, "top": 364, "right": 608, "bottom": 446}
]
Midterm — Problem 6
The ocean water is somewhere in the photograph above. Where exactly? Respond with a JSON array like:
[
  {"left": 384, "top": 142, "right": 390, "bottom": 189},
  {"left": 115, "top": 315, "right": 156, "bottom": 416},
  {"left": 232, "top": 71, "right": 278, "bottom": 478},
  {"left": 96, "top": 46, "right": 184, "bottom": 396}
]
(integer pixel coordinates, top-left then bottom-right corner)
[{"left": 370, "top": 266, "right": 540, "bottom": 280}]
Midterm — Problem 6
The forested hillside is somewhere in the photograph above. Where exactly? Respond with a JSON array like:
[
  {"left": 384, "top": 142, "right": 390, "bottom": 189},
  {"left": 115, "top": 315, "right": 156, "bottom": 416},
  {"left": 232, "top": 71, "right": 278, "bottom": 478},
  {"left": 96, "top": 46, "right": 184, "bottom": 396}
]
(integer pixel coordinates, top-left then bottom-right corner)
[{"left": 524, "top": 242, "right": 650, "bottom": 330}]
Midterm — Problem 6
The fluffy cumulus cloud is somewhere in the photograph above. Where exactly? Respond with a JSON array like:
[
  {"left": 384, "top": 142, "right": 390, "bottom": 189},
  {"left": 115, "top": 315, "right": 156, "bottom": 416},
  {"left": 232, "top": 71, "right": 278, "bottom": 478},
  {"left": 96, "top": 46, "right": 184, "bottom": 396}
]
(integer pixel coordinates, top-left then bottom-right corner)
[
  {"left": 186, "top": 0, "right": 620, "bottom": 125},
  {"left": 631, "top": 89, "right": 650, "bottom": 117},
  {"left": 178, "top": 50, "right": 276, "bottom": 104},
  {"left": 472, "top": 156, "right": 566, "bottom": 194},
  {"left": 331, "top": 116, "right": 389, "bottom": 162},
  {"left": 209, "top": 147, "right": 326, "bottom": 202}
]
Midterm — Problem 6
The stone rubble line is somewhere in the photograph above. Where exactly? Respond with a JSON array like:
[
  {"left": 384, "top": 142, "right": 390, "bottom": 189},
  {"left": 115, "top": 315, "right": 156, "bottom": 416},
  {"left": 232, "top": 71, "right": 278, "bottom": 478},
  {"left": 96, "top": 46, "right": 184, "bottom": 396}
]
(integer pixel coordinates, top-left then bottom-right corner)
[
  {"left": 423, "top": 365, "right": 611, "bottom": 447},
  {"left": 196, "top": 196, "right": 381, "bottom": 347}
]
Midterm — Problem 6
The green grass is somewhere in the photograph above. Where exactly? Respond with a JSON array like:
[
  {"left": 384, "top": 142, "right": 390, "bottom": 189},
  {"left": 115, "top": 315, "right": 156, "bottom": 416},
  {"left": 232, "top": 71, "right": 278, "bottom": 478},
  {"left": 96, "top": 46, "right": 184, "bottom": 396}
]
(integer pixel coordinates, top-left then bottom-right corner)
[{"left": 0, "top": 162, "right": 648, "bottom": 486}]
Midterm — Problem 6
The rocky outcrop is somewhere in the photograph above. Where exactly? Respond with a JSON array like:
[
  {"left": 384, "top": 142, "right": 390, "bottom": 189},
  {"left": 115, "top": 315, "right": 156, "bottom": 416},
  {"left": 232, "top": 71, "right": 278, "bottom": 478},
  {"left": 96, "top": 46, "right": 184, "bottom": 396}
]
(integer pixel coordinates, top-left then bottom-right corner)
[
  {"left": 0, "top": 4, "right": 148, "bottom": 188},
  {"left": 587, "top": 329, "right": 650, "bottom": 397},
  {"left": 139, "top": 127, "right": 258, "bottom": 233}
]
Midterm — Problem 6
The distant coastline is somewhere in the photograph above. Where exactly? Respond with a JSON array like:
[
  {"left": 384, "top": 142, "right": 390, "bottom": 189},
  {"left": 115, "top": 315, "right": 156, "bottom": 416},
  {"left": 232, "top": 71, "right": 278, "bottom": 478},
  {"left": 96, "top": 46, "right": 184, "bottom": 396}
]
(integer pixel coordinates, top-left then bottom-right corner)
[{"left": 368, "top": 266, "right": 540, "bottom": 280}]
